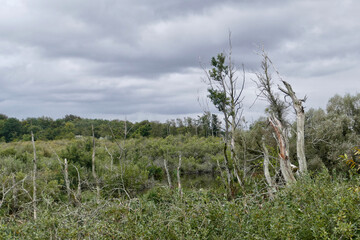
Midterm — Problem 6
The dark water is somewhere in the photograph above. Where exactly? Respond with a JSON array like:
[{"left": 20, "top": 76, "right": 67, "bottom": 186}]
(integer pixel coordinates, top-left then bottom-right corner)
[
  {"left": 181, "top": 173, "right": 221, "bottom": 190},
  {"left": 156, "top": 173, "right": 221, "bottom": 190},
  {"left": 138, "top": 173, "right": 221, "bottom": 197}
]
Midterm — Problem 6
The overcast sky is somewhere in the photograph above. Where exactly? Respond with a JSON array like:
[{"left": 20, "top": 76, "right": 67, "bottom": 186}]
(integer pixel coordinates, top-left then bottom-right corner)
[{"left": 0, "top": 0, "right": 359, "bottom": 122}]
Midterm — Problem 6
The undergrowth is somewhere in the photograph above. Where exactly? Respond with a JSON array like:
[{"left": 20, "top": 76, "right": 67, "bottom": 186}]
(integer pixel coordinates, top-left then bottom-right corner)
[{"left": 1, "top": 169, "right": 360, "bottom": 239}]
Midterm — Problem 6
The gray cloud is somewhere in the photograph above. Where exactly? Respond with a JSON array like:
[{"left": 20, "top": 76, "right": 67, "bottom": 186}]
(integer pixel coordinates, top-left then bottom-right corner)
[{"left": 0, "top": 0, "right": 359, "bottom": 122}]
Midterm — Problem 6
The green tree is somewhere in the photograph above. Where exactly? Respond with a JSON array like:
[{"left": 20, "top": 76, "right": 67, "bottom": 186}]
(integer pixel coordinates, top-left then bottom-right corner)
[
  {"left": 203, "top": 35, "right": 246, "bottom": 196},
  {"left": 0, "top": 118, "right": 22, "bottom": 142}
]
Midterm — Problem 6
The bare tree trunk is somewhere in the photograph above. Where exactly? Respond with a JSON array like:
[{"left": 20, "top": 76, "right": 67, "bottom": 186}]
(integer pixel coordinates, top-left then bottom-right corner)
[
  {"left": 233, "top": 168, "right": 242, "bottom": 188},
  {"left": 216, "top": 159, "right": 227, "bottom": 189},
  {"left": 279, "top": 80, "right": 307, "bottom": 174},
  {"left": 31, "top": 131, "right": 37, "bottom": 220},
  {"left": 123, "top": 118, "right": 128, "bottom": 161},
  {"left": 262, "top": 141, "right": 276, "bottom": 199},
  {"left": 108, "top": 119, "right": 132, "bottom": 198},
  {"left": 223, "top": 140, "right": 233, "bottom": 197},
  {"left": 12, "top": 173, "right": 18, "bottom": 211},
  {"left": 177, "top": 153, "right": 183, "bottom": 198},
  {"left": 105, "top": 144, "right": 113, "bottom": 171},
  {"left": 72, "top": 164, "right": 82, "bottom": 205},
  {"left": 52, "top": 149, "right": 75, "bottom": 204},
  {"left": 92, "top": 125, "right": 100, "bottom": 204},
  {"left": 164, "top": 159, "right": 172, "bottom": 188},
  {"left": 296, "top": 113, "right": 306, "bottom": 173},
  {"left": 64, "top": 158, "right": 71, "bottom": 202},
  {"left": 269, "top": 116, "right": 296, "bottom": 184}
]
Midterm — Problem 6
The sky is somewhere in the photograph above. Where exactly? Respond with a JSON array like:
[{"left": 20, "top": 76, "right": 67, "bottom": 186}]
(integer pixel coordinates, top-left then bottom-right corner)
[{"left": 0, "top": 0, "right": 359, "bottom": 123}]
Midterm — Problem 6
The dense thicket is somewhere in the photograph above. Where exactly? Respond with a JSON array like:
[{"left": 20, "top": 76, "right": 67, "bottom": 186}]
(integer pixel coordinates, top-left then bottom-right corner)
[{"left": 1, "top": 171, "right": 360, "bottom": 239}]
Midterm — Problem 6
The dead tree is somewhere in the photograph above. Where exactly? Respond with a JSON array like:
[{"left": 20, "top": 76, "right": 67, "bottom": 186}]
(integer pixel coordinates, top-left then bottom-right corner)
[
  {"left": 0, "top": 173, "right": 27, "bottom": 209},
  {"left": 269, "top": 116, "right": 296, "bottom": 184},
  {"left": 72, "top": 164, "right": 82, "bottom": 205},
  {"left": 279, "top": 80, "right": 307, "bottom": 174},
  {"left": 177, "top": 153, "right": 183, "bottom": 198},
  {"left": 52, "top": 147, "right": 82, "bottom": 205},
  {"left": 254, "top": 50, "right": 296, "bottom": 185},
  {"left": 108, "top": 119, "right": 133, "bottom": 199},
  {"left": 104, "top": 144, "right": 114, "bottom": 171},
  {"left": 262, "top": 141, "right": 276, "bottom": 199},
  {"left": 31, "top": 131, "right": 37, "bottom": 220},
  {"left": 64, "top": 158, "right": 71, "bottom": 201},
  {"left": 92, "top": 125, "right": 100, "bottom": 204},
  {"left": 164, "top": 158, "right": 172, "bottom": 188},
  {"left": 12, "top": 173, "right": 18, "bottom": 211}
]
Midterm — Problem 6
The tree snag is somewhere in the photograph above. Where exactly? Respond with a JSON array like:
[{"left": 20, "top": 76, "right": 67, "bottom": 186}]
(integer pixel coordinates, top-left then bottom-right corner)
[
  {"left": 164, "top": 158, "right": 172, "bottom": 189},
  {"left": 92, "top": 125, "right": 100, "bottom": 204},
  {"left": 279, "top": 80, "right": 307, "bottom": 174},
  {"left": 31, "top": 131, "right": 37, "bottom": 220},
  {"left": 262, "top": 141, "right": 276, "bottom": 199},
  {"left": 255, "top": 49, "right": 296, "bottom": 185},
  {"left": 64, "top": 158, "right": 71, "bottom": 202},
  {"left": 177, "top": 153, "right": 183, "bottom": 199}
]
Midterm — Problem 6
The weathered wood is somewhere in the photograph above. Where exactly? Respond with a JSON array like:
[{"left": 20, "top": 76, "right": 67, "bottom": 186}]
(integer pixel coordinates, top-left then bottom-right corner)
[
  {"left": 269, "top": 116, "right": 296, "bottom": 184},
  {"left": 262, "top": 141, "right": 276, "bottom": 199},
  {"left": 72, "top": 164, "right": 82, "bottom": 205},
  {"left": 92, "top": 125, "right": 100, "bottom": 204},
  {"left": 64, "top": 158, "right": 71, "bottom": 202},
  {"left": 164, "top": 159, "right": 172, "bottom": 188},
  {"left": 279, "top": 80, "right": 307, "bottom": 174},
  {"left": 31, "top": 131, "right": 37, "bottom": 220},
  {"left": 177, "top": 153, "right": 183, "bottom": 198},
  {"left": 12, "top": 173, "right": 18, "bottom": 210}
]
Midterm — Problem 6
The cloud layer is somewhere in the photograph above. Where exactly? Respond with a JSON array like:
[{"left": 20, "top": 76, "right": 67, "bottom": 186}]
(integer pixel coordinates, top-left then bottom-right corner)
[{"left": 0, "top": 0, "right": 359, "bottom": 122}]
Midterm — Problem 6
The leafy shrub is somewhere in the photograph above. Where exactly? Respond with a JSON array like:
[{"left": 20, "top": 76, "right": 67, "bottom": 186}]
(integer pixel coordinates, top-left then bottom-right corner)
[{"left": 147, "top": 165, "right": 164, "bottom": 180}]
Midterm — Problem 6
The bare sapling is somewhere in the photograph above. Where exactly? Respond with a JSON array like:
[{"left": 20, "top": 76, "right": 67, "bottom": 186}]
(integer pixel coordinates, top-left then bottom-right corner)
[
  {"left": 31, "top": 131, "right": 37, "bottom": 220},
  {"left": 164, "top": 157, "right": 172, "bottom": 188},
  {"left": 177, "top": 153, "right": 183, "bottom": 198},
  {"left": 92, "top": 125, "right": 100, "bottom": 204},
  {"left": 64, "top": 158, "right": 71, "bottom": 202}
]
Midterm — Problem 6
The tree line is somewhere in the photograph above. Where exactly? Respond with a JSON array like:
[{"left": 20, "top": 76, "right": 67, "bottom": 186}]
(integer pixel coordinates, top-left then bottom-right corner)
[{"left": 0, "top": 112, "right": 221, "bottom": 142}]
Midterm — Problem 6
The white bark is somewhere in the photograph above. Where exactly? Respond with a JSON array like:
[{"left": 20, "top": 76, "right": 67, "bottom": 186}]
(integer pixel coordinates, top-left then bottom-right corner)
[
  {"left": 177, "top": 153, "right": 183, "bottom": 198},
  {"left": 12, "top": 173, "right": 18, "bottom": 210},
  {"left": 104, "top": 144, "right": 114, "bottom": 171},
  {"left": 92, "top": 125, "right": 100, "bottom": 204},
  {"left": 262, "top": 141, "right": 276, "bottom": 199},
  {"left": 72, "top": 164, "right": 82, "bottom": 205},
  {"left": 296, "top": 112, "right": 307, "bottom": 174},
  {"left": 269, "top": 116, "right": 296, "bottom": 184},
  {"left": 31, "top": 132, "right": 37, "bottom": 220},
  {"left": 64, "top": 158, "right": 71, "bottom": 202},
  {"left": 279, "top": 80, "right": 307, "bottom": 174},
  {"left": 164, "top": 159, "right": 172, "bottom": 188}
]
